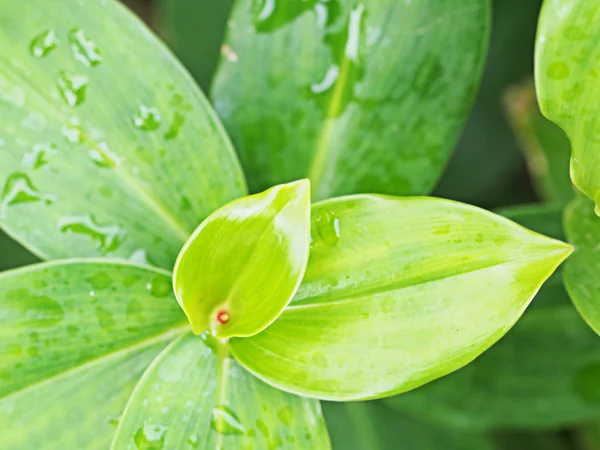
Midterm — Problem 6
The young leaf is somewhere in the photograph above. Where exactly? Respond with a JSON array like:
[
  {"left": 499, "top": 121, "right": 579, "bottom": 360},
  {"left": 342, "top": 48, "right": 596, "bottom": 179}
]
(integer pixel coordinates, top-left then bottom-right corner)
[
  {"left": 112, "top": 332, "right": 330, "bottom": 450},
  {"left": 173, "top": 180, "right": 311, "bottom": 338},
  {"left": 384, "top": 282, "right": 600, "bottom": 430},
  {"left": 535, "top": 0, "right": 600, "bottom": 214},
  {"left": 211, "top": 0, "right": 490, "bottom": 198},
  {"left": 230, "top": 195, "right": 572, "bottom": 400},
  {"left": 0, "top": 0, "right": 246, "bottom": 269},
  {"left": 0, "top": 260, "right": 187, "bottom": 448},
  {"left": 503, "top": 79, "right": 573, "bottom": 205},
  {"left": 564, "top": 195, "right": 600, "bottom": 334}
]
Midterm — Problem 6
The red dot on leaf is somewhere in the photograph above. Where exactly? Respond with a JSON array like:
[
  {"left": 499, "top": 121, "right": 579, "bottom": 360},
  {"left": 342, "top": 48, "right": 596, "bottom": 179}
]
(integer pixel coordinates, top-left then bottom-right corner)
[{"left": 216, "top": 310, "right": 230, "bottom": 324}]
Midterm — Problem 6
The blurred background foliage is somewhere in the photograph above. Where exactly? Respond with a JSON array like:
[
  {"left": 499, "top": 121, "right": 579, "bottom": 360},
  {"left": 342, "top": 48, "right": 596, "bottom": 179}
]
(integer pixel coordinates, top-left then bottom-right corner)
[{"left": 1, "top": 0, "right": 596, "bottom": 448}]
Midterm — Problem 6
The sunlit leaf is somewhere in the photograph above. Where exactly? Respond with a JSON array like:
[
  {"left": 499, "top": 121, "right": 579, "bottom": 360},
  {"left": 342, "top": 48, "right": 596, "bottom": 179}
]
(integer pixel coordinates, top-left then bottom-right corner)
[
  {"left": 535, "top": 0, "right": 600, "bottom": 213},
  {"left": 564, "top": 194, "right": 600, "bottom": 335},
  {"left": 112, "top": 332, "right": 330, "bottom": 450},
  {"left": 173, "top": 180, "right": 311, "bottom": 338},
  {"left": 323, "top": 402, "right": 494, "bottom": 450},
  {"left": 230, "top": 195, "right": 572, "bottom": 400},
  {"left": 0, "top": 259, "right": 187, "bottom": 448},
  {"left": 504, "top": 79, "right": 572, "bottom": 204},
  {"left": 212, "top": 0, "right": 490, "bottom": 198},
  {"left": 0, "top": 0, "right": 246, "bottom": 269},
  {"left": 384, "top": 303, "right": 600, "bottom": 430}
]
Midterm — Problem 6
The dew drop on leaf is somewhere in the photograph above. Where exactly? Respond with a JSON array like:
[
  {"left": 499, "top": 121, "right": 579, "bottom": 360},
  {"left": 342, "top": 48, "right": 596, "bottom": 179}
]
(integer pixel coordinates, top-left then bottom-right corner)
[
  {"left": 276, "top": 406, "right": 293, "bottom": 425},
  {"left": 6, "top": 288, "right": 65, "bottom": 328},
  {"left": 133, "top": 105, "right": 162, "bottom": 131},
  {"left": 58, "top": 214, "right": 124, "bottom": 253},
  {"left": 89, "top": 141, "right": 120, "bottom": 168},
  {"left": 68, "top": 28, "right": 102, "bottom": 67},
  {"left": 187, "top": 435, "right": 199, "bottom": 448},
  {"left": 163, "top": 112, "right": 186, "bottom": 140},
  {"left": 56, "top": 71, "right": 88, "bottom": 107},
  {"left": 1, "top": 173, "right": 54, "bottom": 211},
  {"left": 133, "top": 423, "right": 167, "bottom": 450},
  {"left": 210, "top": 405, "right": 245, "bottom": 435},
  {"left": 29, "top": 30, "right": 58, "bottom": 58},
  {"left": 87, "top": 271, "right": 112, "bottom": 290},
  {"left": 146, "top": 276, "right": 172, "bottom": 298},
  {"left": 95, "top": 305, "right": 116, "bottom": 331},
  {"left": 22, "top": 143, "right": 56, "bottom": 170},
  {"left": 315, "top": 209, "right": 341, "bottom": 245}
]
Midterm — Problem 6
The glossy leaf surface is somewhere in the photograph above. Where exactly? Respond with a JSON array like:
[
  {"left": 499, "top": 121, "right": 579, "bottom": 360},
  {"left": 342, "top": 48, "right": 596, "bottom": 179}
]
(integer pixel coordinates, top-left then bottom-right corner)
[
  {"left": 384, "top": 302, "right": 600, "bottom": 430},
  {"left": 173, "top": 180, "right": 311, "bottom": 338},
  {"left": 0, "top": 260, "right": 187, "bottom": 448},
  {"left": 536, "top": 0, "right": 600, "bottom": 213},
  {"left": 504, "top": 79, "right": 573, "bottom": 204},
  {"left": 564, "top": 194, "right": 600, "bottom": 334},
  {"left": 112, "top": 332, "right": 330, "bottom": 450},
  {"left": 212, "top": 0, "right": 490, "bottom": 198},
  {"left": 323, "top": 402, "right": 494, "bottom": 450},
  {"left": 230, "top": 195, "right": 572, "bottom": 400},
  {"left": 0, "top": 0, "right": 246, "bottom": 269}
]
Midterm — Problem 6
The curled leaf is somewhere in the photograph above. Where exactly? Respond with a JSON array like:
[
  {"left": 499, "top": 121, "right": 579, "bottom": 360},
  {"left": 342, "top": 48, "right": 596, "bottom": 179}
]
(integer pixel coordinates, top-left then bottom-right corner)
[{"left": 173, "top": 180, "right": 311, "bottom": 339}]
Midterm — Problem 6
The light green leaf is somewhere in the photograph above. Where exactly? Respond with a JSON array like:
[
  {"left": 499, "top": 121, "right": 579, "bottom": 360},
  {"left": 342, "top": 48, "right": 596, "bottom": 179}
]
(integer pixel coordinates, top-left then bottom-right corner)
[
  {"left": 230, "top": 195, "right": 572, "bottom": 400},
  {"left": 323, "top": 402, "right": 494, "bottom": 450},
  {"left": 0, "top": 0, "right": 246, "bottom": 269},
  {"left": 173, "top": 180, "right": 311, "bottom": 338},
  {"left": 564, "top": 194, "right": 600, "bottom": 334},
  {"left": 0, "top": 259, "right": 188, "bottom": 448},
  {"left": 535, "top": 0, "right": 600, "bottom": 213},
  {"left": 212, "top": 0, "right": 490, "bottom": 198},
  {"left": 504, "top": 79, "right": 573, "bottom": 205},
  {"left": 112, "top": 332, "right": 330, "bottom": 450},
  {"left": 384, "top": 303, "right": 600, "bottom": 430}
]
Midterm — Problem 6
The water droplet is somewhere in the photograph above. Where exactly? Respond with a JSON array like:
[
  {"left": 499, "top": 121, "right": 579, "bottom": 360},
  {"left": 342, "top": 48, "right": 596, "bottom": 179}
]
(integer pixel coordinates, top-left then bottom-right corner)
[
  {"left": 108, "top": 414, "right": 121, "bottom": 427},
  {"left": 547, "top": 61, "right": 570, "bottom": 80},
  {"left": 1, "top": 173, "right": 54, "bottom": 212},
  {"left": 277, "top": 406, "right": 293, "bottom": 425},
  {"left": 211, "top": 405, "right": 245, "bottom": 435},
  {"left": 6, "top": 288, "right": 64, "bottom": 328},
  {"left": 315, "top": 209, "right": 341, "bottom": 245},
  {"left": 134, "top": 423, "right": 167, "bottom": 450},
  {"left": 96, "top": 305, "right": 115, "bottom": 331},
  {"left": 164, "top": 112, "right": 186, "bottom": 140},
  {"left": 20, "top": 113, "right": 46, "bottom": 132},
  {"left": 133, "top": 105, "right": 162, "bottom": 131},
  {"left": 29, "top": 30, "right": 58, "bottom": 58},
  {"left": 179, "top": 196, "right": 192, "bottom": 212},
  {"left": 129, "top": 248, "right": 149, "bottom": 265},
  {"left": 89, "top": 141, "right": 120, "bottom": 168},
  {"left": 68, "top": 28, "right": 102, "bottom": 67},
  {"left": 256, "top": 419, "right": 269, "bottom": 437},
  {"left": 147, "top": 276, "right": 171, "bottom": 298},
  {"left": 58, "top": 214, "right": 124, "bottom": 253},
  {"left": 87, "top": 271, "right": 112, "bottom": 290},
  {"left": 57, "top": 71, "right": 88, "bottom": 107},
  {"left": 22, "top": 143, "right": 56, "bottom": 170},
  {"left": 187, "top": 435, "right": 199, "bottom": 448}
]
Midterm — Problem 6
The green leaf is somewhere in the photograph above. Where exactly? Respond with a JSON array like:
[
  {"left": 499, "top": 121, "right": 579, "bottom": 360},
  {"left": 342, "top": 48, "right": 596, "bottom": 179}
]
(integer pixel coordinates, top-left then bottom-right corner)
[
  {"left": 0, "top": 0, "right": 246, "bottom": 269},
  {"left": 229, "top": 195, "right": 572, "bottom": 400},
  {"left": 0, "top": 259, "right": 187, "bottom": 448},
  {"left": 384, "top": 302, "right": 600, "bottom": 430},
  {"left": 503, "top": 79, "right": 573, "bottom": 205},
  {"left": 564, "top": 194, "right": 600, "bottom": 334},
  {"left": 173, "top": 180, "right": 311, "bottom": 338},
  {"left": 323, "top": 402, "right": 494, "bottom": 450},
  {"left": 112, "top": 332, "right": 330, "bottom": 450},
  {"left": 211, "top": 0, "right": 490, "bottom": 198},
  {"left": 535, "top": 0, "right": 600, "bottom": 213}
]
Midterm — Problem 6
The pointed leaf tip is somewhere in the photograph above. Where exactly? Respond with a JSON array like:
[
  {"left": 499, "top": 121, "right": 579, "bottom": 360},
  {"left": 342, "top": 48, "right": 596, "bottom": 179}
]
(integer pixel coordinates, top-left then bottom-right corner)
[{"left": 173, "top": 180, "right": 311, "bottom": 339}]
